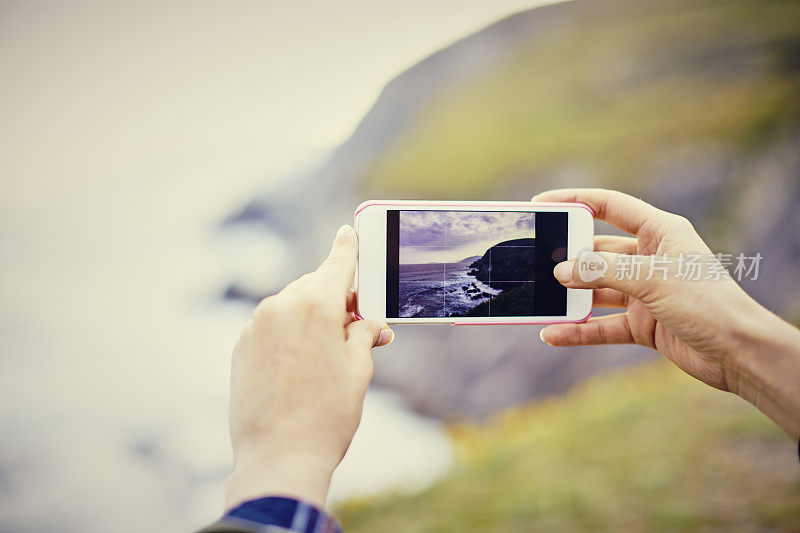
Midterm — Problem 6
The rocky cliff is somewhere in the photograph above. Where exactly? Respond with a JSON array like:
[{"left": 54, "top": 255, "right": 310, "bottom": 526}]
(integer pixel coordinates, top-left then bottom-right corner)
[{"left": 467, "top": 238, "right": 535, "bottom": 289}]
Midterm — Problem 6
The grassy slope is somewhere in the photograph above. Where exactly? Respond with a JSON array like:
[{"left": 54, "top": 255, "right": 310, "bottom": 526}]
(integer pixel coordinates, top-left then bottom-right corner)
[
  {"left": 365, "top": 0, "right": 800, "bottom": 198},
  {"left": 337, "top": 362, "right": 800, "bottom": 531}
]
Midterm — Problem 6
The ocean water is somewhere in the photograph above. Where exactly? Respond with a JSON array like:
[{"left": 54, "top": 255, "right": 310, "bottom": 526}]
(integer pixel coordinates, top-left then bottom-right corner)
[{"left": 399, "top": 264, "right": 501, "bottom": 317}]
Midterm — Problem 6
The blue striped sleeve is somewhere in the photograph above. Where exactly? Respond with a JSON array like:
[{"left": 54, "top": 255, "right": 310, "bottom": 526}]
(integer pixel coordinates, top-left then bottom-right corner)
[{"left": 198, "top": 497, "right": 342, "bottom": 533}]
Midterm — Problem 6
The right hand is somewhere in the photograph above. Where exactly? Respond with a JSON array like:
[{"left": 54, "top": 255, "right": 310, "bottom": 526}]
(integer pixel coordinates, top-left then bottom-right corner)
[{"left": 533, "top": 188, "right": 772, "bottom": 393}]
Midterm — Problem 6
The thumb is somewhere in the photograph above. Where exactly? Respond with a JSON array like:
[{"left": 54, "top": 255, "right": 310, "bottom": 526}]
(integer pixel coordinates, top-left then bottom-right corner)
[
  {"left": 345, "top": 319, "right": 394, "bottom": 351},
  {"left": 554, "top": 250, "right": 667, "bottom": 301}
]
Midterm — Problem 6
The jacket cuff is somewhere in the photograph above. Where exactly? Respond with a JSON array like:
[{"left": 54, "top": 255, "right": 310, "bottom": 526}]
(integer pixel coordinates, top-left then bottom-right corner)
[{"left": 198, "top": 496, "right": 342, "bottom": 533}]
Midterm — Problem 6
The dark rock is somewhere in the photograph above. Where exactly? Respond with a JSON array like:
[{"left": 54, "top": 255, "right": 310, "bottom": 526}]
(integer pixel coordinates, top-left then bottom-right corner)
[{"left": 468, "top": 238, "right": 535, "bottom": 289}]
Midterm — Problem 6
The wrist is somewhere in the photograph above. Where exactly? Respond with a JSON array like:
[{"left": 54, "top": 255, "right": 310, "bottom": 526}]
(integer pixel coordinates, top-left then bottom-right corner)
[
  {"left": 724, "top": 299, "right": 800, "bottom": 439},
  {"left": 726, "top": 297, "right": 790, "bottom": 385},
  {"left": 225, "top": 448, "right": 338, "bottom": 511}
]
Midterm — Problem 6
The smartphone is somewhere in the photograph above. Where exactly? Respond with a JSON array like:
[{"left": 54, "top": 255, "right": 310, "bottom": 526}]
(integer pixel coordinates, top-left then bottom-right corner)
[{"left": 354, "top": 200, "right": 594, "bottom": 325}]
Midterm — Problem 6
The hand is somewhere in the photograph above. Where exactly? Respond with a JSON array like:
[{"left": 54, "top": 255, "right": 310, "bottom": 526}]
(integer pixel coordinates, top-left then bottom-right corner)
[
  {"left": 532, "top": 188, "right": 780, "bottom": 381},
  {"left": 225, "top": 225, "right": 394, "bottom": 510},
  {"left": 534, "top": 189, "right": 800, "bottom": 438}
]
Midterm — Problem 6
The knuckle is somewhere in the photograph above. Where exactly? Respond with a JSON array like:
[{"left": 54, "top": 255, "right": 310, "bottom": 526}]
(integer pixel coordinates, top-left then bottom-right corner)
[
  {"left": 631, "top": 281, "right": 658, "bottom": 305},
  {"left": 347, "top": 324, "right": 366, "bottom": 344},
  {"left": 252, "top": 295, "right": 279, "bottom": 320},
  {"left": 671, "top": 214, "right": 695, "bottom": 232}
]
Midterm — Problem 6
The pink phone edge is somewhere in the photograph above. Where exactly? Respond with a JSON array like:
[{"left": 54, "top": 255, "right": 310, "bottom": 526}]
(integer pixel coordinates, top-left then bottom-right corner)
[
  {"left": 351, "top": 311, "right": 592, "bottom": 325},
  {"left": 354, "top": 200, "right": 595, "bottom": 219},
  {"left": 352, "top": 199, "right": 595, "bottom": 326}
]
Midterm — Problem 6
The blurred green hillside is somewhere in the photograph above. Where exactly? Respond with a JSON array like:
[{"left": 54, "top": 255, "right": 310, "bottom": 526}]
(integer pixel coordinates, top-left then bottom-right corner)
[
  {"left": 337, "top": 362, "right": 800, "bottom": 531},
  {"left": 336, "top": 2, "right": 800, "bottom": 528},
  {"left": 365, "top": 0, "right": 800, "bottom": 198},
  {"left": 232, "top": 1, "right": 800, "bottom": 526}
]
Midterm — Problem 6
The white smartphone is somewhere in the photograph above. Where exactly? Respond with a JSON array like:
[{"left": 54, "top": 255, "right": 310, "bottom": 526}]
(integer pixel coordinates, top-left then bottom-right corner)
[{"left": 354, "top": 200, "right": 594, "bottom": 325}]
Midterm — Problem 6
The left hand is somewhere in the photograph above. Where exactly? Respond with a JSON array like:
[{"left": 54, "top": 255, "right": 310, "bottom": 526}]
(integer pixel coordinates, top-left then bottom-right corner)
[{"left": 226, "top": 225, "right": 394, "bottom": 510}]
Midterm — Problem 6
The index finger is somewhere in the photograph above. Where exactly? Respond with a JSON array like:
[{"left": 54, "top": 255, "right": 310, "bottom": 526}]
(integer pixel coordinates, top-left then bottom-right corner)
[
  {"left": 531, "top": 188, "right": 667, "bottom": 236},
  {"left": 314, "top": 224, "right": 358, "bottom": 295}
]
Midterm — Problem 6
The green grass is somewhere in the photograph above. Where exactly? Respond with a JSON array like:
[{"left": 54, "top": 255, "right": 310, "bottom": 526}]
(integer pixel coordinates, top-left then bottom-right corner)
[
  {"left": 364, "top": 0, "right": 800, "bottom": 198},
  {"left": 336, "top": 362, "right": 800, "bottom": 531}
]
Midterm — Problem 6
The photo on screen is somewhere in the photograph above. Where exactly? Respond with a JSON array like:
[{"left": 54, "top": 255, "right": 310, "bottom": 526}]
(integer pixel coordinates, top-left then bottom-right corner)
[{"left": 391, "top": 210, "right": 538, "bottom": 318}]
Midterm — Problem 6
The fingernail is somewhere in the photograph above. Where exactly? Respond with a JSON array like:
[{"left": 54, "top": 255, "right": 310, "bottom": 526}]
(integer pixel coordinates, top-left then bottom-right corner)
[
  {"left": 378, "top": 327, "right": 394, "bottom": 346},
  {"left": 554, "top": 261, "right": 574, "bottom": 283},
  {"left": 336, "top": 224, "right": 353, "bottom": 238},
  {"left": 539, "top": 328, "right": 548, "bottom": 344}
]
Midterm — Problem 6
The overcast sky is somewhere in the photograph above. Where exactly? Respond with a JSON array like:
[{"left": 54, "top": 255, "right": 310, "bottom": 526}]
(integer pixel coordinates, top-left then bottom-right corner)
[
  {"left": 1, "top": 0, "right": 559, "bottom": 212},
  {"left": 400, "top": 211, "right": 536, "bottom": 264}
]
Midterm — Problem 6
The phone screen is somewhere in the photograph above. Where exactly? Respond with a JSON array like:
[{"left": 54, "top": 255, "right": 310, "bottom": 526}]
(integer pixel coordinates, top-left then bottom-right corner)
[{"left": 385, "top": 210, "right": 568, "bottom": 318}]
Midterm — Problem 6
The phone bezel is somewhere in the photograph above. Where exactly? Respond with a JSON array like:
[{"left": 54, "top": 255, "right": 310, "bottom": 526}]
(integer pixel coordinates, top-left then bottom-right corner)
[{"left": 354, "top": 200, "right": 594, "bottom": 325}]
